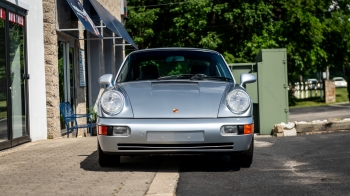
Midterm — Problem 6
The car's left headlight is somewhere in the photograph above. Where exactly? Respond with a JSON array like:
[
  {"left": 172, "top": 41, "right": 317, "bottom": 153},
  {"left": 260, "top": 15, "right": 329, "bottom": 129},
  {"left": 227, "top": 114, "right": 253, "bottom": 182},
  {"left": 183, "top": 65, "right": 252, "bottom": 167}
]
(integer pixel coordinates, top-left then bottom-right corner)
[
  {"left": 100, "top": 90, "right": 125, "bottom": 115},
  {"left": 226, "top": 89, "right": 251, "bottom": 114}
]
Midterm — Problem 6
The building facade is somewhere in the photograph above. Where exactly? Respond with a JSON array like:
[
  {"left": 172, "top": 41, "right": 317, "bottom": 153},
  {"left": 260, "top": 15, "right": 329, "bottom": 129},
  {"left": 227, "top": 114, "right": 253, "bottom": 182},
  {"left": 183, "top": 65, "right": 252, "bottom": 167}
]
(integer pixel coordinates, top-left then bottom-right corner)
[
  {"left": 0, "top": 0, "right": 47, "bottom": 150},
  {"left": 44, "top": 0, "right": 135, "bottom": 138},
  {"left": 0, "top": 0, "right": 135, "bottom": 150}
]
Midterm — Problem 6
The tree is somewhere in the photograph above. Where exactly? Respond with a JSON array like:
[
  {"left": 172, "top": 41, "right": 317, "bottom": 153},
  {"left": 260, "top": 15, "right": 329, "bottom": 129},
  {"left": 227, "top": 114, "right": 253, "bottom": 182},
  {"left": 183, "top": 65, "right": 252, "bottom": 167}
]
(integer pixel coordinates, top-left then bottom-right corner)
[
  {"left": 125, "top": 0, "right": 350, "bottom": 79},
  {"left": 125, "top": 0, "right": 160, "bottom": 49}
]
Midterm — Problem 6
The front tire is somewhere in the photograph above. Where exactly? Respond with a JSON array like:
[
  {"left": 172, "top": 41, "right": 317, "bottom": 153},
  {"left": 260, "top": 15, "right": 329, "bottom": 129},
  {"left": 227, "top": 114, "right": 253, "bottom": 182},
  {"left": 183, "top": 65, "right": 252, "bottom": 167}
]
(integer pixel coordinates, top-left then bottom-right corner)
[
  {"left": 98, "top": 141, "right": 120, "bottom": 167},
  {"left": 231, "top": 137, "right": 254, "bottom": 168}
]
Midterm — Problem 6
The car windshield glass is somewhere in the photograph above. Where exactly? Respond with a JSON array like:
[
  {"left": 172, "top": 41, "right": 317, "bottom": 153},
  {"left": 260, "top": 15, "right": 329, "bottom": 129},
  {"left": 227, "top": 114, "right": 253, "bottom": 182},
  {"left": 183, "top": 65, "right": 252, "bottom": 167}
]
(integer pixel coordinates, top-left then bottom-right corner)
[{"left": 116, "top": 50, "right": 233, "bottom": 82}]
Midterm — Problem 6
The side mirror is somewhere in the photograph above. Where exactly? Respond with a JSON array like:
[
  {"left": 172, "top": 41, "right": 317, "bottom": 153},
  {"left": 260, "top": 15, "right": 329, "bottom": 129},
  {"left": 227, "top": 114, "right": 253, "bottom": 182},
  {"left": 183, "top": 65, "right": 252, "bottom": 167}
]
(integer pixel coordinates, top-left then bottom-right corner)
[
  {"left": 240, "top": 73, "right": 256, "bottom": 86},
  {"left": 98, "top": 74, "right": 113, "bottom": 87}
]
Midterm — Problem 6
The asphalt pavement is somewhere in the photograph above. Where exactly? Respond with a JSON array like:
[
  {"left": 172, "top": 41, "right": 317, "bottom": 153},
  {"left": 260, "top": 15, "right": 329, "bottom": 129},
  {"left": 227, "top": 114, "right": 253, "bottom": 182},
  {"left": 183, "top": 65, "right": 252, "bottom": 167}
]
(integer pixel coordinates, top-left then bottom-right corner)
[
  {"left": 1, "top": 132, "right": 350, "bottom": 196},
  {"left": 176, "top": 132, "right": 350, "bottom": 195},
  {"left": 289, "top": 103, "right": 350, "bottom": 122},
  {"left": 0, "top": 137, "right": 168, "bottom": 196}
]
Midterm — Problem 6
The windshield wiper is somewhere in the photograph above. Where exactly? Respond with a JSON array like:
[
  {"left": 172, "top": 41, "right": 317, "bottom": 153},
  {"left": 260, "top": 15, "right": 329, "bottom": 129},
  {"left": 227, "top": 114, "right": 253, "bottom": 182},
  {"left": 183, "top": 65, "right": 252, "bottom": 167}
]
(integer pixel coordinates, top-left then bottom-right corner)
[
  {"left": 207, "top": 76, "right": 233, "bottom": 82},
  {"left": 190, "top": 74, "right": 208, "bottom": 80},
  {"left": 158, "top": 74, "right": 233, "bottom": 82},
  {"left": 190, "top": 74, "right": 233, "bottom": 82},
  {"left": 158, "top": 74, "right": 193, "bottom": 80}
]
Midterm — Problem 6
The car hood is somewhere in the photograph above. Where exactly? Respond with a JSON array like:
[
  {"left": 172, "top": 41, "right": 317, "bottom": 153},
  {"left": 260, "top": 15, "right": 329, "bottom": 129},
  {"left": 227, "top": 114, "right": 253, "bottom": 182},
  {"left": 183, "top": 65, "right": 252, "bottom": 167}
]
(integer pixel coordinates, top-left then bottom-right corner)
[{"left": 120, "top": 81, "right": 229, "bottom": 118}]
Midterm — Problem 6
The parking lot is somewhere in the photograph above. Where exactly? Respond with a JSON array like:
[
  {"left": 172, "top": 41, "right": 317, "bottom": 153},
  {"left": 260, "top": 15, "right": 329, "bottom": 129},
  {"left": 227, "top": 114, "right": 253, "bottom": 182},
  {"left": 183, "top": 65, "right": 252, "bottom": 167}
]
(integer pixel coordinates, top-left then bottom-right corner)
[
  {"left": 177, "top": 132, "right": 350, "bottom": 195},
  {"left": 0, "top": 137, "right": 164, "bottom": 196},
  {"left": 1, "top": 132, "right": 350, "bottom": 196}
]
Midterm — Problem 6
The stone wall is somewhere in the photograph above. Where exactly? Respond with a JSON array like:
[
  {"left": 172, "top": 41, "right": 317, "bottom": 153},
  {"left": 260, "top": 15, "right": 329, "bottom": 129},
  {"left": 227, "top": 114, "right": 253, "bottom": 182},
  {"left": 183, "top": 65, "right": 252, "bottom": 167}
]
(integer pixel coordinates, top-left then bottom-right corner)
[
  {"left": 324, "top": 80, "right": 336, "bottom": 103},
  {"left": 99, "top": 0, "right": 121, "bottom": 21},
  {"left": 75, "top": 31, "right": 88, "bottom": 137},
  {"left": 43, "top": 0, "right": 123, "bottom": 138},
  {"left": 99, "top": 0, "right": 123, "bottom": 75},
  {"left": 99, "top": 0, "right": 125, "bottom": 72},
  {"left": 44, "top": 0, "right": 87, "bottom": 138},
  {"left": 43, "top": 0, "right": 60, "bottom": 139}
]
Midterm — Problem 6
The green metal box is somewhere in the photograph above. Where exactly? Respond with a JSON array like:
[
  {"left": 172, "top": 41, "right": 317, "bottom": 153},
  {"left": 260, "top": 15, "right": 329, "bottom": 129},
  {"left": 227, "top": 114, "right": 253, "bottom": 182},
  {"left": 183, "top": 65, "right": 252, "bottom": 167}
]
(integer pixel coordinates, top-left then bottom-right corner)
[{"left": 229, "top": 49, "right": 289, "bottom": 135}]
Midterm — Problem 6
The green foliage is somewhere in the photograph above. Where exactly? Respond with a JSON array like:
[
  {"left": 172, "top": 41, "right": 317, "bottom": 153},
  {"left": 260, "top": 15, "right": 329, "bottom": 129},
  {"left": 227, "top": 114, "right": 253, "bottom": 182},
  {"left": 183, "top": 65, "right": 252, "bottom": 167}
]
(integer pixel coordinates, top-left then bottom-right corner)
[
  {"left": 140, "top": 60, "right": 159, "bottom": 67},
  {"left": 167, "top": 64, "right": 183, "bottom": 76},
  {"left": 223, "top": 52, "right": 235, "bottom": 63},
  {"left": 126, "top": 1, "right": 160, "bottom": 49},
  {"left": 87, "top": 105, "right": 97, "bottom": 123},
  {"left": 125, "top": 0, "right": 350, "bottom": 77}
]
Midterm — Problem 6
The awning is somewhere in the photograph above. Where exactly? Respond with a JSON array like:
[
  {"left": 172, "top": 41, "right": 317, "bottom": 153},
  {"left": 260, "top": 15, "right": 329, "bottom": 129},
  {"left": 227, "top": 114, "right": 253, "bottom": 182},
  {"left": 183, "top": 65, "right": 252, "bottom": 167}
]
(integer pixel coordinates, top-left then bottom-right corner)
[
  {"left": 88, "top": 0, "right": 138, "bottom": 49},
  {"left": 66, "top": 0, "right": 102, "bottom": 38}
]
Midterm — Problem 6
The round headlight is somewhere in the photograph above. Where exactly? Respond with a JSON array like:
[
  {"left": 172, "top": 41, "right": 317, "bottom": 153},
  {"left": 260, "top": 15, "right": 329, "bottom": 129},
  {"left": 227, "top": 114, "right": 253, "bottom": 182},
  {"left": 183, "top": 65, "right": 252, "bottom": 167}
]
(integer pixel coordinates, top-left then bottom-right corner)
[
  {"left": 100, "top": 90, "right": 125, "bottom": 115},
  {"left": 226, "top": 89, "right": 251, "bottom": 114}
]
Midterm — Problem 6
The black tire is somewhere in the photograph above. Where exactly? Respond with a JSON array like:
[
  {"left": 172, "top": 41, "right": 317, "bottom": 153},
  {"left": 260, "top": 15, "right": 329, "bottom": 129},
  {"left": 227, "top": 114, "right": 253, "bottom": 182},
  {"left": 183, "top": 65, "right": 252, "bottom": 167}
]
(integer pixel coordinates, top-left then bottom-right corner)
[
  {"left": 231, "top": 137, "right": 254, "bottom": 168},
  {"left": 98, "top": 141, "right": 120, "bottom": 167}
]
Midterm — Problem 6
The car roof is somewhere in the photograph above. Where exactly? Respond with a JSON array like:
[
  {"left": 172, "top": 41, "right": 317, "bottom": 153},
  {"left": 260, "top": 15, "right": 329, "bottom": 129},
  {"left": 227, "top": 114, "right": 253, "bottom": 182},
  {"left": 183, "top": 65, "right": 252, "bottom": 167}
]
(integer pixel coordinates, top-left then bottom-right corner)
[
  {"left": 127, "top": 47, "right": 222, "bottom": 55},
  {"left": 333, "top": 77, "right": 344, "bottom": 79}
]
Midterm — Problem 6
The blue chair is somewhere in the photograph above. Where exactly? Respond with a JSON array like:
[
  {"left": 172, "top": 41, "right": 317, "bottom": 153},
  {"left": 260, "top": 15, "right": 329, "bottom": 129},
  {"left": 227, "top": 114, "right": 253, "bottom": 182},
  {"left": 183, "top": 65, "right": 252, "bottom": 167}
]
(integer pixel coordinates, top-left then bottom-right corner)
[{"left": 59, "top": 102, "right": 96, "bottom": 137}]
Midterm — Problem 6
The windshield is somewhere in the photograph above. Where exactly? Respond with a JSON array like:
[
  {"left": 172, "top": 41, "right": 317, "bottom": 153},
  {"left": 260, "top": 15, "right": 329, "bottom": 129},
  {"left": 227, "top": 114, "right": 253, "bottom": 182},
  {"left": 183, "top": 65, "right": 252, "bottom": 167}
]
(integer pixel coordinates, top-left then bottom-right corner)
[{"left": 116, "top": 50, "right": 233, "bottom": 83}]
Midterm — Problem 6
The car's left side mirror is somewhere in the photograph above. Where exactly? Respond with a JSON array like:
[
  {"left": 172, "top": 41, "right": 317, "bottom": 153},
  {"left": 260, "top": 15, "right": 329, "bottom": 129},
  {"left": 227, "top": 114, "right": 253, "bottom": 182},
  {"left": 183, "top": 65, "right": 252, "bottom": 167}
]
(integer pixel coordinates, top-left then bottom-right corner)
[
  {"left": 98, "top": 74, "right": 113, "bottom": 87},
  {"left": 240, "top": 73, "right": 256, "bottom": 87}
]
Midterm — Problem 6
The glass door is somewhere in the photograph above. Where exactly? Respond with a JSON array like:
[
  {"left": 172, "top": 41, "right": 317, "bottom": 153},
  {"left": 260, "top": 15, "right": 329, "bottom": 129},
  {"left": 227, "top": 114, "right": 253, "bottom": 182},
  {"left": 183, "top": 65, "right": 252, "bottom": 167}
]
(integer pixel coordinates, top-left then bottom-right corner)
[
  {"left": 58, "top": 41, "right": 75, "bottom": 129},
  {"left": 0, "top": 7, "right": 7, "bottom": 144},
  {"left": 0, "top": 5, "right": 29, "bottom": 150},
  {"left": 9, "top": 11, "right": 27, "bottom": 142}
]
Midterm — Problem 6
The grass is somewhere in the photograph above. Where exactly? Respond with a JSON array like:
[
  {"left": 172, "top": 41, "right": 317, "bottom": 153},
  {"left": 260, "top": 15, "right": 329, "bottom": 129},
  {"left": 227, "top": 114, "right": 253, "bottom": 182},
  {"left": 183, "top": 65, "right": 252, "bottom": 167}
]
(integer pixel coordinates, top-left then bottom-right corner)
[
  {"left": 336, "top": 88, "right": 349, "bottom": 102},
  {"left": 290, "top": 88, "right": 349, "bottom": 108}
]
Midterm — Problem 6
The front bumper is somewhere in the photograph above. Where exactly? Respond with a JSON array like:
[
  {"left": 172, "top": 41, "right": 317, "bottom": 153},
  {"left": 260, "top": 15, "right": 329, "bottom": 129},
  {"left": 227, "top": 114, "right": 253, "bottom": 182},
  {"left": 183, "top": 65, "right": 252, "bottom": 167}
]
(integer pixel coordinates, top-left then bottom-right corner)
[{"left": 98, "top": 117, "right": 254, "bottom": 155}]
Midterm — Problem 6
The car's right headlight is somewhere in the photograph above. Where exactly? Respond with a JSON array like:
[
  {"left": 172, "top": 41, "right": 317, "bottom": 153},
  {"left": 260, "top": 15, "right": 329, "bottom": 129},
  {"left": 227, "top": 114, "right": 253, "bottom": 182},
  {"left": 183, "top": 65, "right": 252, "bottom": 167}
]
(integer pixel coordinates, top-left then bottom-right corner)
[
  {"left": 100, "top": 90, "right": 125, "bottom": 115},
  {"left": 226, "top": 89, "right": 250, "bottom": 114}
]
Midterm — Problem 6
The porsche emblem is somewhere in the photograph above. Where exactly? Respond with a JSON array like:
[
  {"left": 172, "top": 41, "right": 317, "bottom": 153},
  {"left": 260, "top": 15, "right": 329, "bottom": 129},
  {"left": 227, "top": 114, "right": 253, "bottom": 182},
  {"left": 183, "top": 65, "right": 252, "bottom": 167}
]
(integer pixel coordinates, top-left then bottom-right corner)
[{"left": 172, "top": 108, "right": 179, "bottom": 113}]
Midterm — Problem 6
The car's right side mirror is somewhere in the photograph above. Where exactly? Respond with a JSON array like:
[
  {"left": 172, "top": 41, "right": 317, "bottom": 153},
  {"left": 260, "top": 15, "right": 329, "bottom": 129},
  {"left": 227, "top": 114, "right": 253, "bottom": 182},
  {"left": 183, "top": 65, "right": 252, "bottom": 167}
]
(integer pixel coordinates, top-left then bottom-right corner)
[
  {"left": 240, "top": 73, "right": 256, "bottom": 87},
  {"left": 98, "top": 74, "right": 113, "bottom": 87}
]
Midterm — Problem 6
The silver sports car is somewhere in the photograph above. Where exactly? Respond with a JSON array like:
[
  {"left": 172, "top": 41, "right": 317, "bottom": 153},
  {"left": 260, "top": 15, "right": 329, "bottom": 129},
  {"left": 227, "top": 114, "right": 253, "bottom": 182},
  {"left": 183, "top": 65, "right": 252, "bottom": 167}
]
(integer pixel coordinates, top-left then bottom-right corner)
[{"left": 97, "top": 48, "right": 256, "bottom": 167}]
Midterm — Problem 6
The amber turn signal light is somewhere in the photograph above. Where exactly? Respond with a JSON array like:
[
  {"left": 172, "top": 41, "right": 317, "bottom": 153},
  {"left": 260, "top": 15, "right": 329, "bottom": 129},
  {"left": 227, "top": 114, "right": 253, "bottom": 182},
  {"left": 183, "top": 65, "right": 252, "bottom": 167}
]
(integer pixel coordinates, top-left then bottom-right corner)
[
  {"left": 98, "top": 125, "right": 107, "bottom": 135},
  {"left": 244, "top": 124, "right": 254, "bottom": 134}
]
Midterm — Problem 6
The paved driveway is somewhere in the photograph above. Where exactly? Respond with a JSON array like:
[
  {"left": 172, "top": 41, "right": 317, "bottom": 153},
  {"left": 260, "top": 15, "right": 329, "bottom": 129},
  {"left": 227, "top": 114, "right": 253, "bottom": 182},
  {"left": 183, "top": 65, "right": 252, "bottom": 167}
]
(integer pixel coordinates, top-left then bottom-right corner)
[
  {"left": 0, "top": 137, "right": 163, "bottom": 196},
  {"left": 1, "top": 133, "right": 350, "bottom": 196},
  {"left": 289, "top": 103, "right": 350, "bottom": 122},
  {"left": 176, "top": 132, "right": 350, "bottom": 195}
]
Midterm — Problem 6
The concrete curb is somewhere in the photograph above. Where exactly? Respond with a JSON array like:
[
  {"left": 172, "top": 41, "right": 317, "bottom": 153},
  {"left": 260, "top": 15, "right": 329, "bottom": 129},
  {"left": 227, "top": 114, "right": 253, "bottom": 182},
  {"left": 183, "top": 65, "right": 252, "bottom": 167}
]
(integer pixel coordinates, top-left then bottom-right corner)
[
  {"left": 273, "top": 118, "right": 350, "bottom": 137},
  {"left": 144, "top": 159, "right": 179, "bottom": 196},
  {"left": 299, "top": 129, "right": 350, "bottom": 135}
]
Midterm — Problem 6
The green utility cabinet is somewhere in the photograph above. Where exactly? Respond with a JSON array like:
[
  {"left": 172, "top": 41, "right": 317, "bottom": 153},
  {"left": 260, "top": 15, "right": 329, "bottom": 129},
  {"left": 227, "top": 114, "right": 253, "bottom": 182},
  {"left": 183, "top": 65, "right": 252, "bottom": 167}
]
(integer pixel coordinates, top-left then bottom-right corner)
[{"left": 229, "top": 49, "right": 289, "bottom": 135}]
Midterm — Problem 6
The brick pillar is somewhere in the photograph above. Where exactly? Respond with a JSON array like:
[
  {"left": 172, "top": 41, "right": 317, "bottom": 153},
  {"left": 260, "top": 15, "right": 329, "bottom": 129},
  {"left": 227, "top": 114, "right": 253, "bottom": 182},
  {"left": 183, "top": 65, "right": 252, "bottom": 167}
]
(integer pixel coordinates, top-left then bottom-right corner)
[
  {"left": 324, "top": 80, "right": 336, "bottom": 103},
  {"left": 43, "top": 0, "right": 61, "bottom": 139}
]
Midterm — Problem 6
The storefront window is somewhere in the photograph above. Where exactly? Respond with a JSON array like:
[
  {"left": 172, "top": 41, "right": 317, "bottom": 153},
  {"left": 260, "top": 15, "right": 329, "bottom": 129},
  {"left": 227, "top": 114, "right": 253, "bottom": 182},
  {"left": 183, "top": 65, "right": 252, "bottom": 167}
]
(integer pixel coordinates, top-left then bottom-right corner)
[
  {"left": 0, "top": 7, "right": 7, "bottom": 142},
  {"left": 0, "top": 2, "right": 29, "bottom": 150},
  {"left": 58, "top": 41, "right": 75, "bottom": 130},
  {"left": 9, "top": 11, "right": 26, "bottom": 139}
]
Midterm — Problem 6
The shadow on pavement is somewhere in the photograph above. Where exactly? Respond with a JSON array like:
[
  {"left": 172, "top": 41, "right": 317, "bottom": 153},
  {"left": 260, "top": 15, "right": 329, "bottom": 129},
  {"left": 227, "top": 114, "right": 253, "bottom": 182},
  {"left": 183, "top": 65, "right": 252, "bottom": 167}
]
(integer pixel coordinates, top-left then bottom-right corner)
[
  {"left": 80, "top": 152, "right": 241, "bottom": 172},
  {"left": 80, "top": 151, "right": 164, "bottom": 172}
]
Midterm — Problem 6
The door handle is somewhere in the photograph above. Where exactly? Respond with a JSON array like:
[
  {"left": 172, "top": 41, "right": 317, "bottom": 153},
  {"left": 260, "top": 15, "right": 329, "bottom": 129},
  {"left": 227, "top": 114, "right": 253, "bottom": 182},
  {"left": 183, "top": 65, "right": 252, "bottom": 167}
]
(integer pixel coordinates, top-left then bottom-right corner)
[{"left": 22, "top": 74, "right": 30, "bottom": 79}]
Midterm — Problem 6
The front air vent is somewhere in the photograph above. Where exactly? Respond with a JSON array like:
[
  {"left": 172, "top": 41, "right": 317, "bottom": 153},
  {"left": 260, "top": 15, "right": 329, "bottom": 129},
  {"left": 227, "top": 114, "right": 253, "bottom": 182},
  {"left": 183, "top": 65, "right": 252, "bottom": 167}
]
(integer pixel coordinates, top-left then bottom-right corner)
[{"left": 117, "top": 143, "right": 234, "bottom": 151}]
